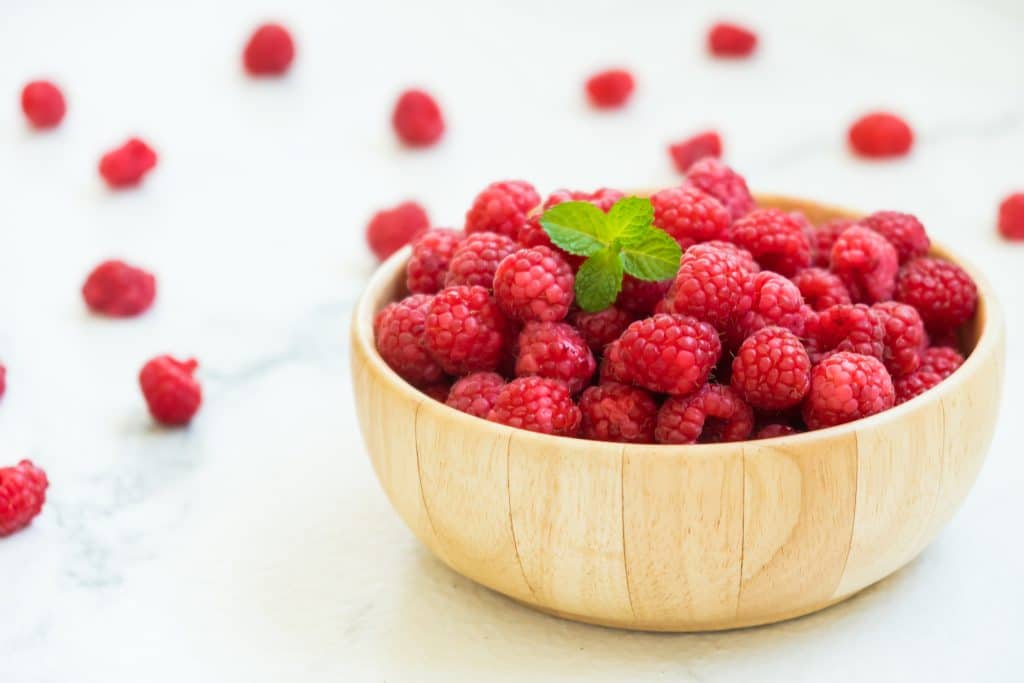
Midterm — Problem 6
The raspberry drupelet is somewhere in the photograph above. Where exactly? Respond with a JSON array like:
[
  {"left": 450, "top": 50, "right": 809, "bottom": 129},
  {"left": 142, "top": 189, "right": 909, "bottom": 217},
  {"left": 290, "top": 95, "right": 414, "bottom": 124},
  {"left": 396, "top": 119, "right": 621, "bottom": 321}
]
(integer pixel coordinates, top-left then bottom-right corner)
[
  {"left": 895, "top": 257, "right": 978, "bottom": 333},
  {"left": 99, "top": 138, "right": 157, "bottom": 188},
  {"left": 830, "top": 225, "right": 899, "bottom": 303},
  {"left": 374, "top": 294, "right": 445, "bottom": 386},
  {"left": 802, "top": 352, "right": 894, "bottom": 429},
  {"left": 585, "top": 69, "right": 635, "bottom": 109},
  {"left": 579, "top": 382, "right": 658, "bottom": 443},
  {"left": 21, "top": 80, "right": 66, "bottom": 129},
  {"left": 0, "top": 460, "right": 49, "bottom": 537},
  {"left": 465, "top": 180, "right": 540, "bottom": 238},
  {"left": 515, "top": 321, "right": 595, "bottom": 394},
  {"left": 423, "top": 285, "right": 509, "bottom": 375},
  {"left": 446, "top": 372, "right": 505, "bottom": 418},
  {"left": 615, "top": 314, "right": 721, "bottom": 396},
  {"left": 729, "top": 208, "right": 812, "bottom": 277},
  {"left": 663, "top": 243, "right": 748, "bottom": 331},
  {"left": 139, "top": 355, "right": 202, "bottom": 426},
  {"left": 861, "top": 211, "right": 930, "bottom": 264},
  {"left": 392, "top": 89, "right": 445, "bottom": 147},
  {"left": 731, "top": 326, "right": 811, "bottom": 411},
  {"left": 407, "top": 229, "right": 462, "bottom": 294},
  {"left": 668, "top": 131, "right": 722, "bottom": 174},
  {"left": 686, "top": 158, "right": 755, "bottom": 220},
  {"left": 82, "top": 259, "right": 157, "bottom": 317},
  {"left": 243, "top": 23, "right": 295, "bottom": 75},
  {"left": 805, "top": 303, "right": 885, "bottom": 364},
  {"left": 493, "top": 246, "right": 575, "bottom": 322},
  {"left": 651, "top": 185, "right": 731, "bottom": 249},
  {"left": 707, "top": 22, "right": 758, "bottom": 58},
  {"left": 656, "top": 384, "right": 755, "bottom": 444},
  {"left": 872, "top": 301, "right": 925, "bottom": 377},
  {"left": 571, "top": 306, "right": 633, "bottom": 353},
  {"left": 487, "top": 377, "right": 581, "bottom": 436},
  {"left": 365, "top": 201, "right": 430, "bottom": 261},
  {"left": 791, "top": 267, "right": 851, "bottom": 311},
  {"left": 848, "top": 112, "right": 914, "bottom": 158},
  {"left": 445, "top": 231, "right": 517, "bottom": 289}
]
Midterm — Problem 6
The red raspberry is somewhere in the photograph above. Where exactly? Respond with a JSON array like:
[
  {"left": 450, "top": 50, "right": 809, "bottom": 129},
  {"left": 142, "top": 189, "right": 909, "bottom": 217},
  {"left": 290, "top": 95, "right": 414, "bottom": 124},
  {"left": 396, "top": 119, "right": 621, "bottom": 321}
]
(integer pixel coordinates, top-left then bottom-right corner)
[
  {"left": 365, "top": 201, "right": 430, "bottom": 261},
  {"left": 803, "top": 352, "right": 894, "bottom": 429},
  {"left": 730, "top": 271, "right": 809, "bottom": 347},
  {"left": 893, "top": 370, "right": 943, "bottom": 405},
  {"left": 446, "top": 372, "right": 505, "bottom": 418},
  {"left": 616, "top": 314, "right": 721, "bottom": 396},
  {"left": 571, "top": 306, "right": 633, "bottom": 353},
  {"left": 926, "top": 328, "right": 959, "bottom": 350},
  {"left": 731, "top": 326, "right": 811, "bottom": 410},
  {"left": 0, "top": 460, "right": 48, "bottom": 537},
  {"left": 729, "top": 208, "right": 812, "bottom": 277},
  {"left": 894, "top": 257, "right": 978, "bottom": 333},
  {"left": 861, "top": 211, "right": 930, "bottom": 264},
  {"left": 374, "top": 294, "right": 445, "bottom": 386},
  {"left": 99, "top": 138, "right": 157, "bottom": 188},
  {"left": 920, "top": 346, "right": 964, "bottom": 378},
  {"left": 493, "top": 246, "right": 574, "bottom": 322},
  {"left": 515, "top": 321, "right": 596, "bottom": 393},
  {"left": 579, "top": 382, "right": 658, "bottom": 443},
  {"left": 791, "top": 267, "right": 851, "bottom": 311},
  {"left": 0, "top": 362, "right": 5, "bottom": 401},
  {"left": 651, "top": 185, "right": 731, "bottom": 249},
  {"left": 656, "top": 384, "right": 754, "bottom": 444},
  {"left": 701, "top": 240, "right": 759, "bottom": 272},
  {"left": 585, "top": 69, "right": 635, "bottom": 109},
  {"left": 446, "top": 231, "right": 517, "bottom": 289},
  {"left": 668, "top": 131, "right": 722, "bottom": 173},
  {"left": 599, "top": 339, "right": 629, "bottom": 383},
  {"left": 21, "top": 80, "right": 66, "bottom": 129},
  {"left": 617, "top": 276, "right": 672, "bottom": 315},
  {"left": 243, "top": 23, "right": 295, "bottom": 75},
  {"left": 139, "top": 355, "right": 202, "bottom": 426},
  {"left": 81, "top": 259, "right": 156, "bottom": 317},
  {"left": 423, "top": 285, "right": 509, "bottom": 375},
  {"left": 806, "top": 303, "right": 885, "bottom": 363},
  {"left": 465, "top": 180, "right": 540, "bottom": 238},
  {"left": 755, "top": 423, "right": 798, "bottom": 439},
  {"left": 663, "top": 243, "right": 747, "bottom": 331},
  {"left": 406, "top": 229, "right": 462, "bottom": 294},
  {"left": 392, "top": 89, "right": 445, "bottom": 147},
  {"left": 686, "top": 158, "right": 755, "bottom": 220},
  {"left": 707, "top": 22, "right": 758, "bottom": 58},
  {"left": 487, "top": 377, "right": 581, "bottom": 436},
  {"left": 422, "top": 382, "right": 451, "bottom": 402},
  {"left": 831, "top": 225, "right": 899, "bottom": 303},
  {"left": 811, "top": 218, "right": 856, "bottom": 267},
  {"left": 848, "top": 112, "right": 914, "bottom": 158},
  {"left": 998, "top": 193, "right": 1024, "bottom": 241},
  {"left": 871, "top": 301, "right": 925, "bottom": 377}
]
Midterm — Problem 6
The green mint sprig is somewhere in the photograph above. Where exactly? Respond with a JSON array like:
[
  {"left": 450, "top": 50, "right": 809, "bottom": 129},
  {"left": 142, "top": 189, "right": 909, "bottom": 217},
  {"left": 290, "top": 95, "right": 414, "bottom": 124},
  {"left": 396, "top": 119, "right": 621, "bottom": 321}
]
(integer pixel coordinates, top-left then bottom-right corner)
[{"left": 540, "top": 196, "right": 681, "bottom": 312}]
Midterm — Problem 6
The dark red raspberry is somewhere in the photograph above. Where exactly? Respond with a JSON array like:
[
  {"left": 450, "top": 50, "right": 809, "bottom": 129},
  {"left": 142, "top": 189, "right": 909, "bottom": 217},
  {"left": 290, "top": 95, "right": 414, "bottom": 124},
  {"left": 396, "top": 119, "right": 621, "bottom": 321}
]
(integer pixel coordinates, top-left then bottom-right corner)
[
  {"left": 895, "top": 257, "right": 978, "bottom": 333},
  {"left": 848, "top": 112, "right": 914, "bottom": 158},
  {"left": 599, "top": 340, "right": 629, "bottom": 383},
  {"left": 423, "top": 285, "right": 508, "bottom": 374},
  {"left": 446, "top": 372, "right": 505, "bottom": 418},
  {"left": 831, "top": 225, "right": 899, "bottom": 303},
  {"left": 707, "top": 22, "right": 758, "bottom": 57},
  {"left": 861, "top": 211, "right": 930, "bottom": 264},
  {"left": 406, "top": 229, "right": 462, "bottom": 294},
  {"left": 617, "top": 276, "right": 672, "bottom": 316},
  {"left": 139, "top": 355, "right": 202, "bottom": 426},
  {"left": 465, "top": 180, "right": 540, "bottom": 238},
  {"left": 701, "top": 240, "right": 759, "bottom": 272},
  {"left": 893, "top": 370, "right": 943, "bottom": 405},
  {"left": 392, "top": 89, "right": 445, "bottom": 147},
  {"left": 668, "top": 131, "right": 722, "bottom": 173},
  {"left": 365, "top": 201, "right": 429, "bottom": 261},
  {"left": 571, "top": 306, "right": 633, "bottom": 353},
  {"left": 871, "top": 301, "right": 925, "bottom": 377},
  {"left": 374, "top": 294, "right": 445, "bottom": 386},
  {"left": 487, "top": 377, "right": 581, "bottom": 436},
  {"left": 651, "top": 185, "right": 731, "bottom": 249},
  {"left": 0, "top": 460, "right": 48, "bottom": 537},
  {"left": 806, "top": 303, "right": 885, "bottom": 363},
  {"left": 920, "top": 346, "right": 964, "bottom": 378},
  {"left": 803, "top": 352, "right": 894, "bottom": 429},
  {"left": 543, "top": 187, "right": 624, "bottom": 212},
  {"left": 421, "top": 382, "right": 451, "bottom": 402},
  {"left": 686, "top": 158, "right": 755, "bottom": 220},
  {"left": 656, "top": 384, "right": 754, "bottom": 444},
  {"left": 579, "top": 382, "right": 658, "bottom": 443},
  {"left": 515, "top": 321, "right": 595, "bottom": 394},
  {"left": 585, "top": 69, "right": 635, "bottom": 109},
  {"left": 755, "top": 423, "right": 798, "bottom": 439},
  {"left": 616, "top": 314, "right": 721, "bottom": 396},
  {"left": 812, "top": 218, "right": 856, "bottom": 267},
  {"left": 446, "top": 231, "right": 517, "bottom": 289},
  {"left": 99, "top": 138, "right": 157, "bottom": 188},
  {"left": 243, "top": 23, "right": 295, "bottom": 75},
  {"left": 730, "top": 271, "right": 809, "bottom": 347},
  {"left": 493, "top": 246, "right": 574, "bottom": 322},
  {"left": 927, "top": 328, "right": 960, "bottom": 350},
  {"left": 0, "top": 362, "right": 5, "bottom": 402},
  {"left": 791, "top": 267, "right": 851, "bottom": 311},
  {"left": 731, "top": 326, "right": 811, "bottom": 410},
  {"left": 663, "top": 243, "right": 747, "bottom": 331},
  {"left": 21, "top": 80, "right": 66, "bottom": 129},
  {"left": 730, "top": 208, "right": 812, "bottom": 277},
  {"left": 81, "top": 259, "right": 156, "bottom": 317},
  {"left": 998, "top": 193, "right": 1024, "bottom": 241}
]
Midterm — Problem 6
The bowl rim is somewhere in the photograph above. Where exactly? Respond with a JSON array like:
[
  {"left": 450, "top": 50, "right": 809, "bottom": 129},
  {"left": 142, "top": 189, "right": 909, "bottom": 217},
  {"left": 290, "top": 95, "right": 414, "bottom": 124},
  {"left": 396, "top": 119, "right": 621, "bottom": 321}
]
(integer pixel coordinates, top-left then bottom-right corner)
[{"left": 352, "top": 194, "right": 1004, "bottom": 456}]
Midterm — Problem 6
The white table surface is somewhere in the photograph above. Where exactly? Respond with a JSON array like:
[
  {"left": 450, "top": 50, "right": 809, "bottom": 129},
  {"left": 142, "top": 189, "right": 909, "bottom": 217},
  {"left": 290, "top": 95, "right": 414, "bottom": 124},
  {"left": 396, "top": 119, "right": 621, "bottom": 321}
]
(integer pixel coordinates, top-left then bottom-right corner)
[{"left": 2, "top": 0, "right": 1023, "bottom": 680}]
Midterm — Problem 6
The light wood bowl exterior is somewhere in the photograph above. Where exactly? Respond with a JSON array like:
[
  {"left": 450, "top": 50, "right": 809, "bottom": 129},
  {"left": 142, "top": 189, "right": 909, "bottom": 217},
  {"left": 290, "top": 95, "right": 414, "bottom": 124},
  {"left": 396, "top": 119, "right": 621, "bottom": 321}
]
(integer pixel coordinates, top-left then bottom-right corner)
[{"left": 351, "top": 195, "right": 1005, "bottom": 632}]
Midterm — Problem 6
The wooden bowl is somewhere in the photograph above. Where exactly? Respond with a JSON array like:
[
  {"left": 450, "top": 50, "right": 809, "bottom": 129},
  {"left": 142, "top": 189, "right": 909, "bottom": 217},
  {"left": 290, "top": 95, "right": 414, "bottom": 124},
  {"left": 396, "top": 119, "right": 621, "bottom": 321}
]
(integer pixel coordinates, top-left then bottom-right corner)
[{"left": 351, "top": 195, "right": 1005, "bottom": 632}]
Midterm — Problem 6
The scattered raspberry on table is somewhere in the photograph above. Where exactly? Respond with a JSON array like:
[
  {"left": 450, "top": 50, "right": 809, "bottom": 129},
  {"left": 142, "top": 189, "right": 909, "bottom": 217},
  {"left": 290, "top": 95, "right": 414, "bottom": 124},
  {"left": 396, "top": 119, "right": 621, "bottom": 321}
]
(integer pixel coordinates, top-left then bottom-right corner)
[
  {"left": 21, "top": 80, "right": 66, "bottom": 129},
  {"left": 998, "top": 193, "right": 1024, "bottom": 241},
  {"left": 243, "top": 23, "right": 295, "bottom": 76},
  {"left": 139, "top": 355, "right": 202, "bottom": 427},
  {"left": 0, "top": 363, "right": 6, "bottom": 402},
  {"left": 365, "top": 201, "right": 430, "bottom": 261},
  {"left": 0, "top": 460, "right": 48, "bottom": 538},
  {"left": 707, "top": 22, "right": 758, "bottom": 58},
  {"left": 392, "top": 89, "right": 445, "bottom": 147},
  {"left": 82, "top": 260, "right": 157, "bottom": 317},
  {"left": 98, "top": 138, "right": 158, "bottom": 188},
  {"left": 585, "top": 69, "right": 635, "bottom": 109},
  {"left": 848, "top": 112, "right": 914, "bottom": 158}
]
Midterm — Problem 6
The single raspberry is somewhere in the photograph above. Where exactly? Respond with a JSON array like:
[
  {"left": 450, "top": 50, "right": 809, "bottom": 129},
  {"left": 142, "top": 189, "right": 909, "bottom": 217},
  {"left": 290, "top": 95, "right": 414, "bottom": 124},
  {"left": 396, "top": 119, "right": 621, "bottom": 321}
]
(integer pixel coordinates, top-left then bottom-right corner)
[
  {"left": 98, "top": 138, "right": 157, "bottom": 188},
  {"left": 656, "top": 384, "right": 754, "bottom": 444},
  {"left": 802, "top": 352, "right": 894, "bottom": 429},
  {"left": 998, "top": 193, "right": 1024, "bottom": 241},
  {"left": 139, "top": 355, "right": 202, "bottom": 426},
  {"left": 651, "top": 185, "right": 731, "bottom": 249},
  {"left": 893, "top": 370, "right": 943, "bottom": 405},
  {"left": 585, "top": 69, "right": 635, "bottom": 109},
  {"left": 861, "top": 211, "right": 930, "bottom": 264},
  {"left": 830, "top": 225, "right": 899, "bottom": 303},
  {"left": 731, "top": 326, "right": 811, "bottom": 411},
  {"left": 243, "top": 23, "right": 295, "bottom": 75},
  {"left": 615, "top": 314, "right": 721, "bottom": 396},
  {"left": 920, "top": 346, "right": 964, "bottom": 378},
  {"left": 392, "top": 89, "right": 445, "bottom": 147},
  {"left": 730, "top": 271, "right": 809, "bottom": 348},
  {"left": 894, "top": 257, "right": 978, "bottom": 332},
  {"left": 0, "top": 460, "right": 48, "bottom": 537},
  {"left": 446, "top": 372, "right": 505, "bottom": 418},
  {"left": 579, "top": 382, "right": 658, "bottom": 443},
  {"left": 423, "top": 285, "right": 509, "bottom": 375},
  {"left": 421, "top": 382, "right": 451, "bottom": 403},
  {"left": 81, "top": 259, "right": 156, "bottom": 317},
  {"left": 701, "top": 240, "right": 759, "bottom": 272},
  {"left": 729, "top": 208, "right": 812, "bottom": 277},
  {"left": 445, "top": 231, "right": 517, "bottom": 289},
  {"left": 791, "top": 267, "right": 851, "bottom": 311},
  {"left": 617, "top": 275, "right": 672, "bottom": 315},
  {"left": 365, "top": 201, "right": 430, "bottom": 261},
  {"left": 21, "top": 80, "right": 66, "bottom": 129},
  {"left": 812, "top": 218, "right": 856, "bottom": 267},
  {"left": 493, "top": 246, "right": 574, "bottom": 322},
  {"left": 754, "top": 423, "right": 798, "bottom": 439},
  {"left": 668, "top": 131, "right": 722, "bottom": 173},
  {"left": 465, "top": 180, "right": 540, "bottom": 238},
  {"left": 686, "top": 158, "right": 755, "bottom": 220},
  {"left": 406, "top": 229, "right": 462, "bottom": 294},
  {"left": 515, "top": 321, "right": 596, "bottom": 393},
  {"left": 663, "top": 243, "right": 747, "bottom": 331},
  {"left": 599, "top": 340, "right": 629, "bottom": 383},
  {"left": 871, "top": 302, "right": 925, "bottom": 377},
  {"left": 374, "top": 294, "right": 445, "bottom": 386},
  {"left": 487, "top": 377, "right": 581, "bottom": 436},
  {"left": 707, "top": 22, "right": 758, "bottom": 58},
  {"left": 0, "top": 363, "right": 5, "bottom": 402},
  {"left": 571, "top": 306, "right": 633, "bottom": 353},
  {"left": 806, "top": 303, "right": 885, "bottom": 363},
  {"left": 848, "top": 112, "right": 914, "bottom": 158}
]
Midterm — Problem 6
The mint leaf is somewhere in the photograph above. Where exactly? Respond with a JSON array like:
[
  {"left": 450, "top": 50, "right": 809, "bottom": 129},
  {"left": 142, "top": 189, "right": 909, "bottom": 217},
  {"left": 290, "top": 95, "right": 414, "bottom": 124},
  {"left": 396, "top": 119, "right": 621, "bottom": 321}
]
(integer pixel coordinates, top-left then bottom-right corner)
[
  {"left": 574, "top": 245, "right": 623, "bottom": 312},
  {"left": 540, "top": 202, "right": 608, "bottom": 256},
  {"left": 619, "top": 227, "right": 682, "bottom": 281},
  {"left": 606, "top": 196, "right": 654, "bottom": 238}
]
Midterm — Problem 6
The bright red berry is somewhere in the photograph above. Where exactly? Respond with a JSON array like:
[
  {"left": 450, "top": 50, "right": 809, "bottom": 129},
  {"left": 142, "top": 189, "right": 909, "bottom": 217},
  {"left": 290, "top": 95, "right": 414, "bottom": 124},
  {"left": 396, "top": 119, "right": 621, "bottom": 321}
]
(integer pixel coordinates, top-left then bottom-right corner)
[
  {"left": 616, "top": 275, "right": 672, "bottom": 316},
  {"left": 579, "top": 382, "right": 658, "bottom": 443},
  {"left": 731, "top": 326, "right": 811, "bottom": 411},
  {"left": 406, "top": 229, "right": 462, "bottom": 294},
  {"left": 493, "top": 246, "right": 574, "bottom": 322},
  {"left": 20, "top": 80, "right": 66, "bottom": 129},
  {"left": 446, "top": 372, "right": 505, "bottom": 418},
  {"left": 392, "top": 89, "right": 445, "bottom": 147},
  {"left": 365, "top": 201, "right": 430, "bottom": 261},
  {"left": 615, "top": 314, "right": 721, "bottom": 396},
  {"left": 730, "top": 270, "right": 810, "bottom": 348},
  {"left": 656, "top": 384, "right": 754, "bottom": 444},
  {"left": 0, "top": 363, "right": 5, "bottom": 401},
  {"left": 893, "top": 370, "right": 943, "bottom": 405},
  {"left": 243, "top": 23, "right": 295, "bottom": 75},
  {"left": 668, "top": 131, "right": 722, "bottom": 173},
  {"left": 730, "top": 208, "right": 812, "bottom": 277},
  {"left": 585, "top": 69, "right": 635, "bottom": 109},
  {"left": 423, "top": 285, "right": 509, "bottom": 375},
  {"left": 82, "top": 260, "right": 156, "bottom": 317},
  {"left": 0, "top": 460, "right": 48, "bottom": 537},
  {"left": 446, "top": 231, "right": 517, "bottom": 289},
  {"left": 998, "top": 193, "right": 1024, "bottom": 240},
  {"left": 465, "top": 180, "right": 540, "bottom": 238},
  {"left": 861, "top": 211, "right": 930, "bottom": 264},
  {"left": 651, "top": 185, "right": 731, "bottom": 249},
  {"left": 686, "top": 158, "right": 755, "bottom": 220},
  {"left": 98, "top": 138, "right": 157, "bottom": 188},
  {"left": 872, "top": 301, "right": 925, "bottom": 377},
  {"left": 803, "top": 352, "right": 894, "bottom": 429},
  {"left": 515, "top": 321, "right": 596, "bottom": 394},
  {"left": 707, "top": 22, "right": 758, "bottom": 58},
  {"left": 894, "top": 257, "right": 978, "bottom": 333},
  {"left": 806, "top": 303, "right": 885, "bottom": 364},
  {"left": 139, "top": 355, "right": 202, "bottom": 426},
  {"left": 487, "top": 377, "right": 581, "bottom": 436},
  {"left": 791, "top": 267, "right": 851, "bottom": 311},
  {"left": 571, "top": 306, "right": 633, "bottom": 353},
  {"left": 374, "top": 294, "right": 445, "bottom": 386},
  {"left": 663, "top": 243, "right": 748, "bottom": 331},
  {"left": 848, "top": 112, "right": 913, "bottom": 158},
  {"left": 811, "top": 218, "right": 856, "bottom": 267},
  {"left": 830, "top": 225, "right": 899, "bottom": 303},
  {"left": 755, "top": 423, "right": 798, "bottom": 439},
  {"left": 920, "top": 346, "right": 964, "bottom": 378}
]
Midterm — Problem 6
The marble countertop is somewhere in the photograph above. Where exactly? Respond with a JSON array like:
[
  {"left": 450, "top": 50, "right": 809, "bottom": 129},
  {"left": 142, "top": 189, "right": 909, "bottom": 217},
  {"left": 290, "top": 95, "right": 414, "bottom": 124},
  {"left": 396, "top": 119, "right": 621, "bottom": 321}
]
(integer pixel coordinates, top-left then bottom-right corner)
[{"left": 2, "top": 0, "right": 1023, "bottom": 680}]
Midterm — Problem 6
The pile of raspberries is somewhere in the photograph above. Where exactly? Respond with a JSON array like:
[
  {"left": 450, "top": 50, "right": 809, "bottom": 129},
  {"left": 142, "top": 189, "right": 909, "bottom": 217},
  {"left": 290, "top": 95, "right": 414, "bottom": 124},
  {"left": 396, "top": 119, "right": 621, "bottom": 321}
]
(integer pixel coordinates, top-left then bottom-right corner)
[{"left": 374, "top": 161, "right": 978, "bottom": 444}]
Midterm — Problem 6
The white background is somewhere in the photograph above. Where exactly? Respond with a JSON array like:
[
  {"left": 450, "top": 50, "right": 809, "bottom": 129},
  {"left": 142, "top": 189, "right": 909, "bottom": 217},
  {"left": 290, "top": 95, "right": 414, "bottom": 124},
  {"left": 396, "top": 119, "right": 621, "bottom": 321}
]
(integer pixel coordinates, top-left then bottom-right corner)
[{"left": 1, "top": 0, "right": 1022, "bottom": 681}]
